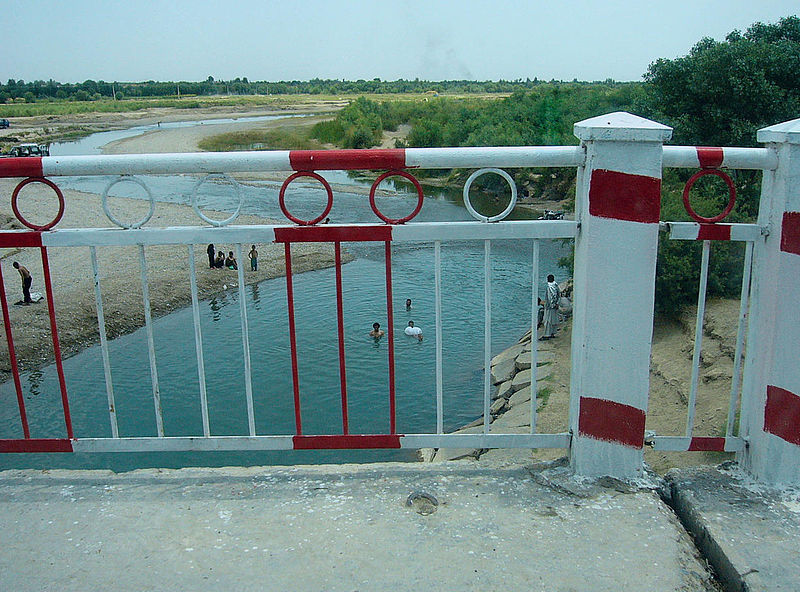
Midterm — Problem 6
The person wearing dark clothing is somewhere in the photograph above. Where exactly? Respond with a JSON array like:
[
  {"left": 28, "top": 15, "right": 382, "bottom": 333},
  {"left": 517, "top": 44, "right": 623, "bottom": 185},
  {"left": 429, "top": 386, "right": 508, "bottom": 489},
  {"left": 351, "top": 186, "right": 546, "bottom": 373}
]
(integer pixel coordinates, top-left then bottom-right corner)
[
  {"left": 225, "top": 251, "right": 238, "bottom": 270},
  {"left": 13, "top": 261, "right": 32, "bottom": 304},
  {"left": 207, "top": 244, "right": 216, "bottom": 268},
  {"left": 214, "top": 251, "right": 225, "bottom": 269}
]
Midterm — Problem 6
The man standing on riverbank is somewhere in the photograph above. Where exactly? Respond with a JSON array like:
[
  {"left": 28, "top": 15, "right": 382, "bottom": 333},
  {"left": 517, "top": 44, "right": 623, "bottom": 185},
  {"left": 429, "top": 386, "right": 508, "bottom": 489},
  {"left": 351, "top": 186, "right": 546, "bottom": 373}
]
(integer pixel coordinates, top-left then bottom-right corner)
[
  {"left": 13, "top": 261, "right": 32, "bottom": 305},
  {"left": 541, "top": 274, "right": 560, "bottom": 340}
]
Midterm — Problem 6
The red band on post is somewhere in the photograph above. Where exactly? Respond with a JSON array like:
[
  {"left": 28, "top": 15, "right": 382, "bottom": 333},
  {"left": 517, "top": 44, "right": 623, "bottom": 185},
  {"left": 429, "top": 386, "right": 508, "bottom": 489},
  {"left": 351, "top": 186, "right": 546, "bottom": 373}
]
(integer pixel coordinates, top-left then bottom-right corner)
[
  {"left": 780, "top": 212, "right": 800, "bottom": 256},
  {"left": 290, "top": 149, "right": 406, "bottom": 171},
  {"left": 697, "top": 224, "right": 732, "bottom": 241},
  {"left": 696, "top": 147, "right": 724, "bottom": 169},
  {"left": 578, "top": 396, "right": 646, "bottom": 448},
  {"left": 0, "top": 438, "right": 74, "bottom": 453},
  {"left": 688, "top": 437, "right": 726, "bottom": 451},
  {"left": 589, "top": 169, "right": 661, "bottom": 223},
  {"left": 0, "top": 232, "right": 43, "bottom": 248},
  {"left": 293, "top": 434, "right": 402, "bottom": 449},
  {"left": 764, "top": 385, "right": 800, "bottom": 446},
  {"left": 0, "top": 157, "right": 44, "bottom": 178},
  {"left": 274, "top": 225, "right": 392, "bottom": 243}
]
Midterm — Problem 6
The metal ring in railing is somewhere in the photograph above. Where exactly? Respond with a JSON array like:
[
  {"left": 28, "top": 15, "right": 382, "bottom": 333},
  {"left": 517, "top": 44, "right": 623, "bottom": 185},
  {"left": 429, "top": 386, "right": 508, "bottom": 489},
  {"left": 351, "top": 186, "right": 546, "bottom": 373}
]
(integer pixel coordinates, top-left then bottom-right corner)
[
  {"left": 11, "top": 177, "right": 65, "bottom": 231},
  {"left": 462, "top": 168, "right": 517, "bottom": 223},
  {"left": 102, "top": 175, "right": 155, "bottom": 229},
  {"left": 191, "top": 173, "right": 243, "bottom": 227},
  {"left": 682, "top": 169, "right": 736, "bottom": 224},
  {"left": 369, "top": 170, "right": 424, "bottom": 224},
  {"left": 279, "top": 171, "right": 333, "bottom": 226}
]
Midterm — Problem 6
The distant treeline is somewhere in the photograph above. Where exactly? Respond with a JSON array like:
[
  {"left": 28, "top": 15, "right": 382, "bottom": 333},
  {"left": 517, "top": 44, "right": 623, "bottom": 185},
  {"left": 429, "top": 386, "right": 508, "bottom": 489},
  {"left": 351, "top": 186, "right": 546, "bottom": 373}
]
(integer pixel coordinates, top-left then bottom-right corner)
[{"left": 0, "top": 77, "right": 621, "bottom": 103}]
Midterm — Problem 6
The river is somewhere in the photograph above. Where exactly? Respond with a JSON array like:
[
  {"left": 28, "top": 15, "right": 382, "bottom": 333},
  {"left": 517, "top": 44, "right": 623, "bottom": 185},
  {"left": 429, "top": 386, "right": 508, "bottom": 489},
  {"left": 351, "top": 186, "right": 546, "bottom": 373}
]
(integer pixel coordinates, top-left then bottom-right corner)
[{"left": 0, "top": 115, "right": 570, "bottom": 471}]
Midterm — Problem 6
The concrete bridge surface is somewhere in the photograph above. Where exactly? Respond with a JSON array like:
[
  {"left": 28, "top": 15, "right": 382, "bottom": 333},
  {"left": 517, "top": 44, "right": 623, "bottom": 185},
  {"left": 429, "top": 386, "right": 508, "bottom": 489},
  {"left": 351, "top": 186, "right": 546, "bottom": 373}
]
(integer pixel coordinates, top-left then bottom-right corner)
[{"left": 0, "top": 459, "right": 797, "bottom": 591}]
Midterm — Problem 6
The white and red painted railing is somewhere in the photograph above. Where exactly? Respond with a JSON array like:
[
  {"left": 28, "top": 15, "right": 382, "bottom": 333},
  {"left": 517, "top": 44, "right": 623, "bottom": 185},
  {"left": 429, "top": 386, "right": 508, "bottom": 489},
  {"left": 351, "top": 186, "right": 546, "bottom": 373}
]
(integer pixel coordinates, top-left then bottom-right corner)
[{"left": 0, "top": 112, "right": 798, "bottom": 484}]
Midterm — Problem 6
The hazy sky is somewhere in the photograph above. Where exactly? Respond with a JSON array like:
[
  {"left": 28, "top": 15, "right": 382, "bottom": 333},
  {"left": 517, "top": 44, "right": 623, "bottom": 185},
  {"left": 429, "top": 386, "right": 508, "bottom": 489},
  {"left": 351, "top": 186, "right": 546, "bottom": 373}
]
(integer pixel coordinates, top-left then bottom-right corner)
[{"left": 4, "top": 1, "right": 798, "bottom": 83}]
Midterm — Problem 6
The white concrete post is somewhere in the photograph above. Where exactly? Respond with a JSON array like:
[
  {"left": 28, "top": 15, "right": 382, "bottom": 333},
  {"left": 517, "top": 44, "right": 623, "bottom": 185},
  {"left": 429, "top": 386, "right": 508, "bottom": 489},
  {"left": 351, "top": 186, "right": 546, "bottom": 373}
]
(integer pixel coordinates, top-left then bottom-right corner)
[
  {"left": 569, "top": 112, "right": 672, "bottom": 478},
  {"left": 739, "top": 118, "right": 800, "bottom": 484}
]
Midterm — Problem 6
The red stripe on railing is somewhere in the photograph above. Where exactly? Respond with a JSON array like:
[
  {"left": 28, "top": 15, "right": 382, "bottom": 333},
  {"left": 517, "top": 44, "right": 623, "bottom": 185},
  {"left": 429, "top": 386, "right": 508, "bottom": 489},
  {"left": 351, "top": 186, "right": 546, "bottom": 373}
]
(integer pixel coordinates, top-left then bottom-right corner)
[
  {"left": 688, "top": 437, "right": 727, "bottom": 451},
  {"left": 0, "top": 438, "right": 73, "bottom": 453},
  {"left": 293, "top": 434, "right": 402, "bottom": 449},
  {"left": 0, "top": 231, "right": 44, "bottom": 248},
  {"left": 284, "top": 243, "right": 303, "bottom": 435},
  {"left": 385, "top": 241, "right": 397, "bottom": 434},
  {"left": 334, "top": 243, "right": 349, "bottom": 434},
  {"left": 589, "top": 169, "right": 661, "bottom": 224},
  {"left": 764, "top": 385, "right": 800, "bottom": 446},
  {"left": 40, "top": 247, "right": 73, "bottom": 439},
  {"left": 578, "top": 397, "right": 646, "bottom": 448},
  {"left": 780, "top": 212, "right": 800, "bottom": 256},
  {"left": 697, "top": 224, "right": 732, "bottom": 241},
  {"left": 696, "top": 147, "right": 725, "bottom": 169},
  {"left": 289, "top": 149, "right": 406, "bottom": 171},
  {"left": 274, "top": 225, "right": 393, "bottom": 243},
  {"left": 0, "top": 261, "right": 29, "bottom": 438},
  {"left": 0, "top": 157, "right": 44, "bottom": 178}
]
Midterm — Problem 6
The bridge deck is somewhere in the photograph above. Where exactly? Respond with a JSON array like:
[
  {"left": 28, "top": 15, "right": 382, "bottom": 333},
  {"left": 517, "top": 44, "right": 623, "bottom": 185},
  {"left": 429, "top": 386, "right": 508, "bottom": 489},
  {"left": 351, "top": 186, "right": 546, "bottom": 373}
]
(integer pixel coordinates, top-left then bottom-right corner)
[{"left": 4, "top": 460, "right": 789, "bottom": 591}]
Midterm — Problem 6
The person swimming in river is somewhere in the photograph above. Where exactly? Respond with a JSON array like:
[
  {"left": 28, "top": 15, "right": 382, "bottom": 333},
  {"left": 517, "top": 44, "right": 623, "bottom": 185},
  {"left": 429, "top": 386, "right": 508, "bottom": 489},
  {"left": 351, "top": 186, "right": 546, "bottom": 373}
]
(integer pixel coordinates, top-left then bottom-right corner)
[
  {"left": 404, "top": 320, "right": 423, "bottom": 341},
  {"left": 369, "top": 322, "right": 385, "bottom": 339}
]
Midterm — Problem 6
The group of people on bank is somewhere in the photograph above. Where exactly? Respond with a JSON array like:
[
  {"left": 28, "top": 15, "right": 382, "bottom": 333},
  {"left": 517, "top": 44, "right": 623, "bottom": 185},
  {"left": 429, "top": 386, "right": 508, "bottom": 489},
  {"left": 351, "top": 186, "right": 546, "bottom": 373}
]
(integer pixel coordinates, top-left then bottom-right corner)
[{"left": 206, "top": 244, "right": 259, "bottom": 272}]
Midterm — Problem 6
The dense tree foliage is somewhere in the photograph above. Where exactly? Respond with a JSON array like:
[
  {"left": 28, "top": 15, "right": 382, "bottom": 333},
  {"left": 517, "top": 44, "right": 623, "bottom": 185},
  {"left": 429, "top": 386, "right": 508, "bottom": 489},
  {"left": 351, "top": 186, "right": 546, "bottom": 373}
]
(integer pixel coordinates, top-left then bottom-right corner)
[
  {"left": 645, "top": 15, "right": 799, "bottom": 314},
  {"left": 644, "top": 15, "right": 800, "bottom": 147}
]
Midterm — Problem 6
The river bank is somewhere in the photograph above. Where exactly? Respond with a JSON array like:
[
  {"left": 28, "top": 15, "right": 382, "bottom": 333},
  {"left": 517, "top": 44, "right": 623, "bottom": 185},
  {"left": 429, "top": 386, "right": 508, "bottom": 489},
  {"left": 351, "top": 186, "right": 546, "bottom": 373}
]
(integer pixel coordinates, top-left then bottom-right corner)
[{"left": 426, "top": 296, "right": 742, "bottom": 475}]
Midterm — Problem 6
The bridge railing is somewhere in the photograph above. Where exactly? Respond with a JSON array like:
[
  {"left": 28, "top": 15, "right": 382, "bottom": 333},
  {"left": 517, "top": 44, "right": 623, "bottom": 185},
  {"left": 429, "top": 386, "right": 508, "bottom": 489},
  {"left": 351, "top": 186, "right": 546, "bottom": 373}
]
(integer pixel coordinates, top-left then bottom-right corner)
[{"left": 0, "top": 111, "right": 798, "bottom": 484}]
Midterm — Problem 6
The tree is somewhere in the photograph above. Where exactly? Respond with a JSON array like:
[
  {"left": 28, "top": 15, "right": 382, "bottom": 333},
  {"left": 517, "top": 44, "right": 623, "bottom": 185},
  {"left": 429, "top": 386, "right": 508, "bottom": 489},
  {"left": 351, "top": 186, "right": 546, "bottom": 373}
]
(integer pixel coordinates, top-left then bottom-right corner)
[{"left": 644, "top": 16, "right": 800, "bottom": 147}]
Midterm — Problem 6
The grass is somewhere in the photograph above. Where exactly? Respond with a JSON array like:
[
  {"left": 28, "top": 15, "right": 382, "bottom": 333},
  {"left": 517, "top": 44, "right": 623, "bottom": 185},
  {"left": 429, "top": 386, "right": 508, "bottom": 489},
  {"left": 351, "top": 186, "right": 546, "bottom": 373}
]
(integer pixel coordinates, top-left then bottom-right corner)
[
  {"left": 197, "top": 124, "right": 325, "bottom": 152},
  {"left": 0, "top": 92, "right": 505, "bottom": 119},
  {"left": 536, "top": 385, "right": 553, "bottom": 408}
]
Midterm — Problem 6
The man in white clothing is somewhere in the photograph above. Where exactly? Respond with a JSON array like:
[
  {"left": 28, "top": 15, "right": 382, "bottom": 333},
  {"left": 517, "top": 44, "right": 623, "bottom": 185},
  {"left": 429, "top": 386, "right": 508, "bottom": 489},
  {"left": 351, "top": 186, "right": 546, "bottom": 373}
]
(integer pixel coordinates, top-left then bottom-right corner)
[
  {"left": 404, "top": 320, "right": 423, "bottom": 341},
  {"left": 541, "top": 274, "right": 560, "bottom": 339}
]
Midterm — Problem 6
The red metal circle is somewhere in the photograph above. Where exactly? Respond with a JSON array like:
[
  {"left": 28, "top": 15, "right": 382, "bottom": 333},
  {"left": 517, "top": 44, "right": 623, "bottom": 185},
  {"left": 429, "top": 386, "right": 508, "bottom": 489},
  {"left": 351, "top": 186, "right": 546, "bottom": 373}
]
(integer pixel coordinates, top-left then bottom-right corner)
[
  {"left": 369, "top": 170, "right": 424, "bottom": 224},
  {"left": 279, "top": 171, "right": 334, "bottom": 226},
  {"left": 682, "top": 169, "right": 736, "bottom": 224},
  {"left": 11, "top": 177, "right": 66, "bottom": 230}
]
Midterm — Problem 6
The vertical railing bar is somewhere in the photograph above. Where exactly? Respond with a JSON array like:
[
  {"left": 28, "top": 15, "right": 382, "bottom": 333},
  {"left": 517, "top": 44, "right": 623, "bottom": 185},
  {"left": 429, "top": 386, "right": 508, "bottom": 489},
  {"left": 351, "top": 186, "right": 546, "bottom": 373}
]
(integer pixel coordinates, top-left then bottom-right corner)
[
  {"left": 187, "top": 246, "right": 210, "bottom": 437},
  {"left": 726, "top": 241, "right": 753, "bottom": 437},
  {"left": 530, "top": 239, "right": 540, "bottom": 434},
  {"left": 284, "top": 243, "right": 302, "bottom": 435},
  {"left": 434, "top": 241, "right": 443, "bottom": 435},
  {"left": 0, "top": 261, "right": 30, "bottom": 439},
  {"left": 384, "top": 241, "right": 397, "bottom": 435},
  {"left": 138, "top": 244, "right": 163, "bottom": 438},
  {"left": 40, "top": 246, "right": 73, "bottom": 439},
  {"left": 686, "top": 240, "right": 711, "bottom": 437},
  {"left": 483, "top": 239, "right": 491, "bottom": 435},
  {"left": 90, "top": 247, "right": 118, "bottom": 438},
  {"left": 235, "top": 243, "right": 256, "bottom": 437},
  {"left": 334, "top": 242, "right": 349, "bottom": 435}
]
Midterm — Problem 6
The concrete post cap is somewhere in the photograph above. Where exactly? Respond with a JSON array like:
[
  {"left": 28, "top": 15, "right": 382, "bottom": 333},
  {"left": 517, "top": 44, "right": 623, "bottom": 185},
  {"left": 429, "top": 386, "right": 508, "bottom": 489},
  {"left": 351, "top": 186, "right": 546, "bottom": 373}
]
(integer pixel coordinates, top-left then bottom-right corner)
[
  {"left": 757, "top": 117, "right": 800, "bottom": 144},
  {"left": 574, "top": 111, "right": 673, "bottom": 143}
]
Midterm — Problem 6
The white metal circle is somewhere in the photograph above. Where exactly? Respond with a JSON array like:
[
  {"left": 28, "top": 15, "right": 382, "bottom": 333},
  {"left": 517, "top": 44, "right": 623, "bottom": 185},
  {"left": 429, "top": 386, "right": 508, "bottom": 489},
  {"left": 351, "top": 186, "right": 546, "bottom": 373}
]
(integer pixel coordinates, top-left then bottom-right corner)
[
  {"left": 191, "top": 173, "right": 243, "bottom": 227},
  {"left": 462, "top": 168, "right": 517, "bottom": 222},
  {"left": 102, "top": 176, "right": 155, "bottom": 229}
]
